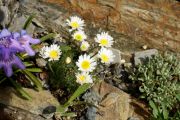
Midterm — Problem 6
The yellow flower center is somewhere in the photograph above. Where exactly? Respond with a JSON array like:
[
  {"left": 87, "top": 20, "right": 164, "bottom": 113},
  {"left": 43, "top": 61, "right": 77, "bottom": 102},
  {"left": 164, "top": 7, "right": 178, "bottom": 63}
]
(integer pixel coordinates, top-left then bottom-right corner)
[
  {"left": 100, "top": 39, "right": 108, "bottom": 46},
  {"left": 49, "top": 50, "right": 58, "bottom": 59},
  {"left": 70, "top": 22, "right": 79, "bottom": 28},
  {"left": 81, "top": 44, "right": 87, "bottom": 51},
  {"left": 81, "top": 60, "right": 90, "bottom": 70},
  {"left": 101, "top": 54, "right": 109, "bottom": 62},
  {"left": 79, "top": 75, "right": 86, "bottom": 81},
  {"left": 75, "top": 34, "right": 83, "bottom": 41}
]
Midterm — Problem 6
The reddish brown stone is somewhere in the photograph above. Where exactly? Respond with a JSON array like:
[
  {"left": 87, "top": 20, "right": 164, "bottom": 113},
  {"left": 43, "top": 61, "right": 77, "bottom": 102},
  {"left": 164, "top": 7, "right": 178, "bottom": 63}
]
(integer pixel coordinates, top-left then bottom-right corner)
[
  {"left": 46, "top": 0, "right": 180, "bottom": 52},
  {"left": 86, "top": 0, "right": 97, "bottom": 4}
]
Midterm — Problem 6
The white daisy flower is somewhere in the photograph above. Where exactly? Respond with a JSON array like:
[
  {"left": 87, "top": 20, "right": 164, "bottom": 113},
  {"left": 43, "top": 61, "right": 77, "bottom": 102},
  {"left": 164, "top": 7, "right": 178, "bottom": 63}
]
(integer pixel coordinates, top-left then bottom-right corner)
[
  {"left": 95, "top": 32, "right": 114, "bottom": 47},
  {"left": 66, "top": 16, "right": 85, "bottom": 31},
  {"left": 76, "top": 72, "right": 93, "bottom": 85},
  {"left": 40, "top": 44, "right": 61, "bottom": 61},
  {"left": 80, "top": 41, "right": 90, "bottom": 51},
  {"left": 73, "top": 30, "right": 87, "bottom": 42},
  {"left": 98, "top": 47, "right": 115, "bottom": 64},
  {"left": 76, "top": 54, "right": 96, "bottom": 72}
]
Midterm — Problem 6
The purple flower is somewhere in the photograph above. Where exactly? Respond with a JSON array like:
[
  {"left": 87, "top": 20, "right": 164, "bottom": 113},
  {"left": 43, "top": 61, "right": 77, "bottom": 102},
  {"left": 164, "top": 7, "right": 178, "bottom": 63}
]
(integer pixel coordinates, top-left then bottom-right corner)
[
  {"left": 0, "top": 29, "right": 24, "bottom": 59},
  {"left": 0, "top": 29, "right": 40, "bottom": 77},
  {"left": 0, "top": 53, "right": 25, "bottom": 77},
  {"left": 18, "top": 30, "right": 40, "bottom": 56}
]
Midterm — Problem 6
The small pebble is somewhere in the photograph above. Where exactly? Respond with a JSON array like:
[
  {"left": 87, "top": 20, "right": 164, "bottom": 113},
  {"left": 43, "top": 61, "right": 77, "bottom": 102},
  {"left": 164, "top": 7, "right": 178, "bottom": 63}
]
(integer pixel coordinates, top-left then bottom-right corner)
[
  {"left": 142, "top": 45, "right": 147, "bottom": 50},
  {"left": 164, "top": 42, "right": 168, "bottom": 45}
]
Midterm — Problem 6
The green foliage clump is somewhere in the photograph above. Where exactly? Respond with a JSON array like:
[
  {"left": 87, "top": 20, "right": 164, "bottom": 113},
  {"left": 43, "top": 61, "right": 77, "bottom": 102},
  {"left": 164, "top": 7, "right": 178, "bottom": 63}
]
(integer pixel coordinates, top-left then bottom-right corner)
[
  {"left": 130, "top": 52, "right": 180, "bottom": 119},
  {"left": 48, "top": 45, "right": 79, "bottom": 92}
]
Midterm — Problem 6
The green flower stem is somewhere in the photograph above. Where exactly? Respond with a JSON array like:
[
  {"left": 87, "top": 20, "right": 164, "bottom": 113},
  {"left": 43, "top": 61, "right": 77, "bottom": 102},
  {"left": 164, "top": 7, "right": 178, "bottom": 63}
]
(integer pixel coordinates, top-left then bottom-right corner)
[
  {"left": 23, "top": 14, "right": 36, "bottom": 30},
  {"left": 88, "top": 45, "right": 99, "bottom": 54},
  {"left": 48, "top": 62, "right": 55, "bottom": 74}
]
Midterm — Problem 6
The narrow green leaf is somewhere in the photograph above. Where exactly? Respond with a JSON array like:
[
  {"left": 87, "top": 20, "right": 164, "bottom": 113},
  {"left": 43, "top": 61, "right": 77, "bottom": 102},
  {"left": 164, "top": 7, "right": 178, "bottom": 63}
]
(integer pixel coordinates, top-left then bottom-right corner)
[
  {"left": 22, "top": 70, "right": 42, "bottom": 91},
  {"left": 40, "top": 33, "right": 56, "bottom": 42},
  {"left": 64, "top": 83, "right": 91, "bottom": 107},
  {"left": 23, "top": 14, "right": 36, "bottom": 29},
  {"left": 149, "top": 100, "right": 158, "bottom": 118},
  {"left": 26, "top": 68, "right": 42, "bottom": 72},
  {"left": 176, "top": 93, "right": 180, "bottom": 101},
  {"left": 60, "top": 112, "right": 76, "bottom": 117},
  {"left": 9, "top": 78, "right": 32, "bottom": 100},
  {"left": 23, "top": 62, "right": 34, "bottom": 67},
  {"left": 162, "top": 104, "right": 168, "bottom": 119},
  {"left": 48, "top": 62, "right": 54, "bottom": 74},
  {"left": 56, "top": 104, "right": 68, "bottom": 113}
]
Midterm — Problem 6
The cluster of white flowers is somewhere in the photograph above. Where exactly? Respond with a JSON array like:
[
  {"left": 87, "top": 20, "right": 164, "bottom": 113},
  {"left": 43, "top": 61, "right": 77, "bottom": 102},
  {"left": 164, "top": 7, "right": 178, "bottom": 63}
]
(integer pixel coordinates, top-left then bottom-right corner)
[
  {"left": 40, "top": 44, "right": 61, "bottom": 61},
  {"left": 66, "top": 16, "right": 115, "bottom": 85},
  {"left": 75, "top": 54, "right": 96, "bottom": 85},
  {"left": 95, "top": 32, "right": 115, "bottom": 65},
  {"left": 67, "top": 16, "right": 93, "bottom": 85},
  {"left": 66, "top": 16, "right": 90, "bottom": 52},
  {"left": 39, "top": 16, "right": 115, "bottom": 85}
]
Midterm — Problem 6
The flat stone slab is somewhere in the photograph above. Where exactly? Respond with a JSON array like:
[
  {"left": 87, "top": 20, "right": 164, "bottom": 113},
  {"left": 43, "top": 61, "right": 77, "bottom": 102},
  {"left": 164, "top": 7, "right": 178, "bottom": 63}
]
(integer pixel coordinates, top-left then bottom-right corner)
[
  {"left": 134, "top": 49, "right": 158, "bottom": 65},
  {"left": 0, "top": 87, "right": 59, "bottom": 119},
  {"left": 109, "top": 48, "right": 121, "bottom": 64},
  {"left": 90, "top": 81, "right": 150, "bottom": 120}
]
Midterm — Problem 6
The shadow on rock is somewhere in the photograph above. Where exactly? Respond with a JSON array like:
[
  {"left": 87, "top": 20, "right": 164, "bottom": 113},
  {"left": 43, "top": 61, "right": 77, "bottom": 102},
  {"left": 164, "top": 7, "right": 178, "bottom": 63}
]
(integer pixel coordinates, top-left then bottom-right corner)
[
  {"left": 0, "top": 87, "right": 15, "bottom": 120},
  {"left": 0, "top": 9, "right": 5, "bottom": 23}
]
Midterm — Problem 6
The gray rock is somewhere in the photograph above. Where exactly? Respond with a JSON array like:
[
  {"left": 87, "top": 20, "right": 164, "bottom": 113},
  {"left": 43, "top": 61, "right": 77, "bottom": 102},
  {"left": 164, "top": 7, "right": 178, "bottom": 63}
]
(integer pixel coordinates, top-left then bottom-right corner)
[
  {"left": 109, "top": 48, "right": 121, "bottom": 64},
  {"left": 83, "top": 90, "right": 102, "bottom": 105},
  {"left": 36, "top": 58, "right": 47, "bottom": 68},
  {"left": 134, "top": 49, "right": 158, "bottom": 65},
  {"left": 0, "top": 6, "right": 10, "bottom": 27},
  {"left": 83, "top": 90, "right": 101, "bottom": 120},
  {"left": 9, "top": 15, "right": 35, "bottom": 35},
  {"left": 0, "top": 105, "right": 48, "bottom": 120},
  {"left": 86, "top": 106, "right": 97, "bottom": 120},
  {"left": 0, "top": 87, "right": 59, "bottom": 119},
  {"left": 0, "top": 0, "right": 19, "bottom": 27}
]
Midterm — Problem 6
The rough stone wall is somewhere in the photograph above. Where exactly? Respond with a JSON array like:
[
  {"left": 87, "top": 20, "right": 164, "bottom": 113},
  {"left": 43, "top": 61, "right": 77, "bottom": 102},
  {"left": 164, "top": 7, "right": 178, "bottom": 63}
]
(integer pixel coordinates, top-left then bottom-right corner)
[{"left": 46, "top": 0, "right": 180, "bottom": 52}]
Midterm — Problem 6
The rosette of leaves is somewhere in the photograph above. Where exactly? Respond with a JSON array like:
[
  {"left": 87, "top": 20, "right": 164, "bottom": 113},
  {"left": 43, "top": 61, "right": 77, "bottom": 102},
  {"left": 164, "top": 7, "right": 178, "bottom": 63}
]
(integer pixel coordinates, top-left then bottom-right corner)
[{"left": 130, "top": 52, "right": 180, "bottom": 119}]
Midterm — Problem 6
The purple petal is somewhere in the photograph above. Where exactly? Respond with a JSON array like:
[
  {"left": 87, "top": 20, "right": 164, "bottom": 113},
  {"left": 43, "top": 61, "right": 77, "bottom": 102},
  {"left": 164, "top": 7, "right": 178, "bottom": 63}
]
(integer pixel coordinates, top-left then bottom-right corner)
[
  {"left": 13, "top": 56, "right": 25, "bottom": 69},
  {"left": 13, "top": 32, "right": 20, "bottom": 40},
  {"left": 1, "top": 48, "right": 11, "bottom": 60},
  {"left": 0, "top": 29, "right": 11, "bottom": 38},
  {"left": 10, "top": 38, "right": 24, "bottom": 52},
  {"left": 3, "top": 64, "right": 13, "bottom": 77},
  {"left": 30, "top": 38, "right": 40, "bottom": 44},
  {"left": 20, "top": 35, "right": 31, "bottom": 42},
  {"left": 21, "top": 30, "right": 27, "bottom": 36},
  {"left": 23, "top": 44, "right": 35, "bottom": 56}
]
